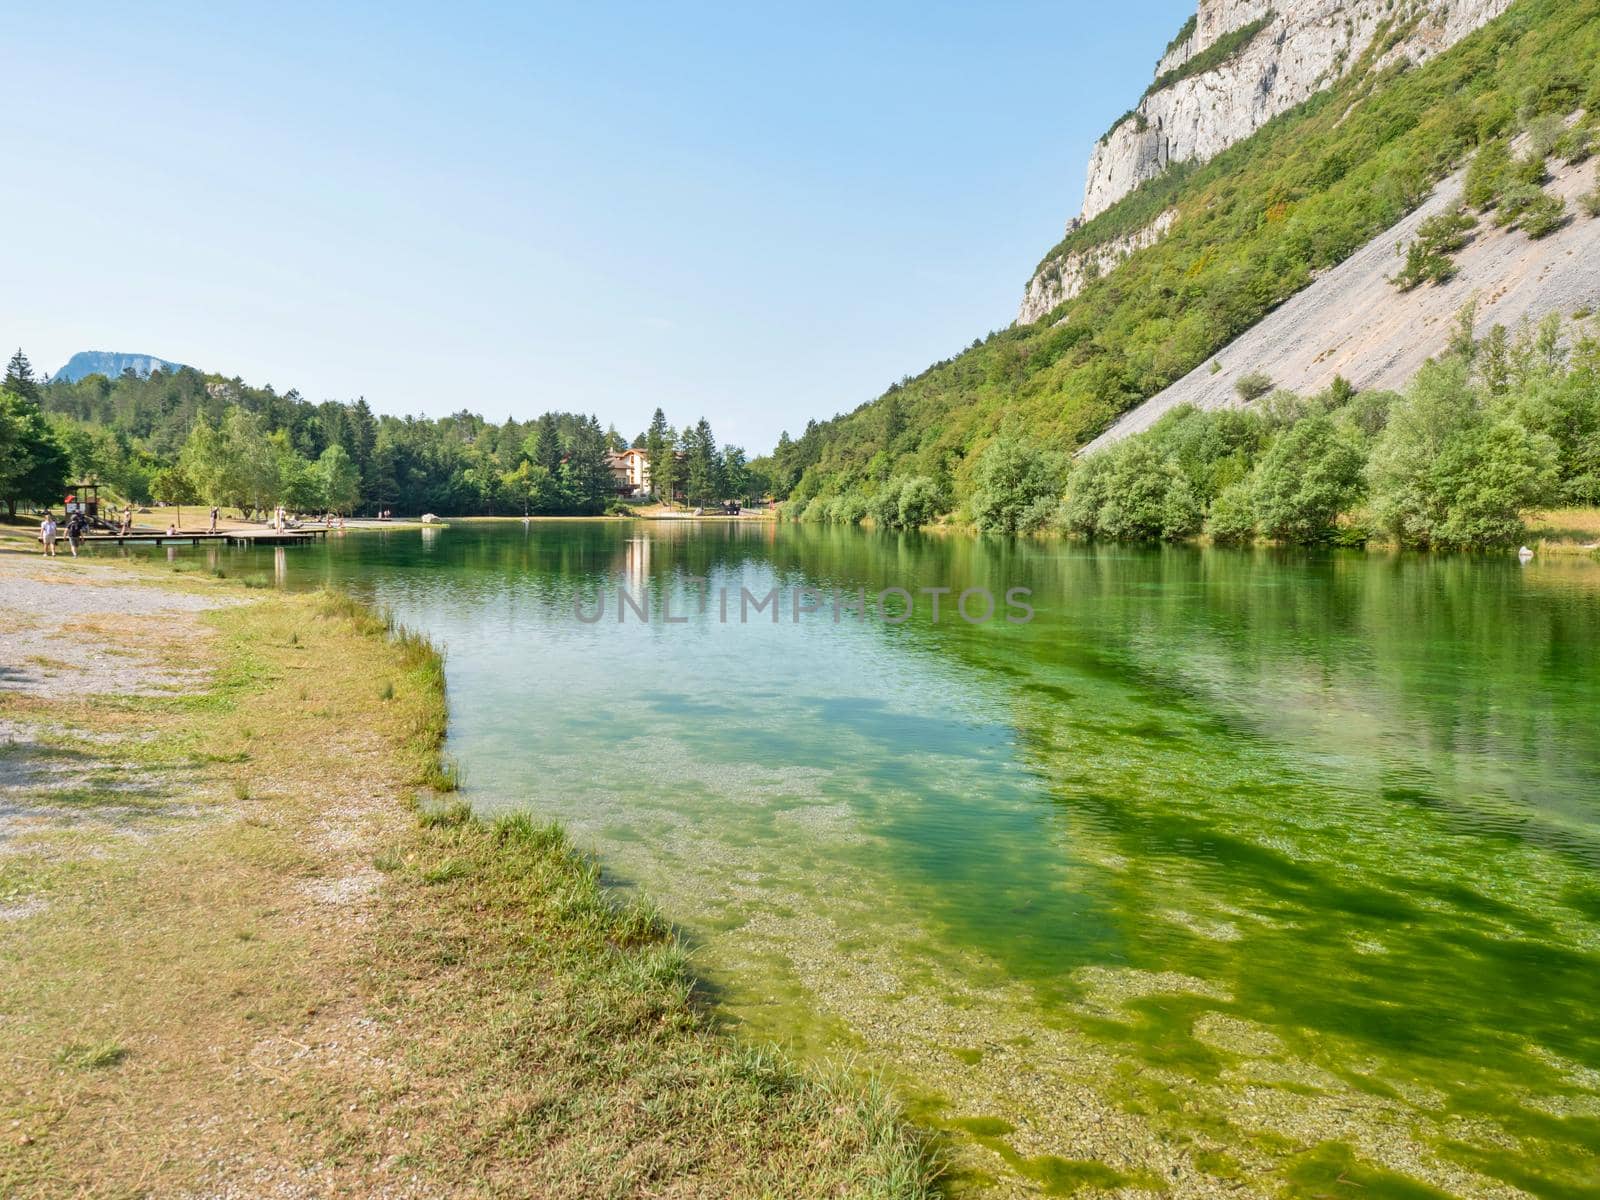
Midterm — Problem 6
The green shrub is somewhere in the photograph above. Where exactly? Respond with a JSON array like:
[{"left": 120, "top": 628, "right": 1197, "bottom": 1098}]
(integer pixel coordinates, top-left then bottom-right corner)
[
  {"left": 1555, "top": 124, "right": 1594, "bottom": 164},
  {"left": 1259, "top": 389, "right": 1318, "bottom": 430},
  {"left": 1063, "top": 452, "right": 1115, "bottom": 537},
  {"left": 864, "top": 476, "right": 944, "bottom": 529},
  {"left": 828, "top": 493, "right": 869, "bottom": 525},
  {"left": 1524, "top": 113, "right": 1566, "bottom": 160},
  {"left": 1464, "top": 138, "right": 1512, "bottom": 209},
  {"left": 896, "top": 475, "right": 944, "bottom": 529},
  {"left": 867, "top": 480, "right": 903, "bottom": 528},
  {"left": 969, "top": 432, "right": 1068, "bottom": 535},
  {"left": 1391, "top": 239, "right": 1456, "bottom": 290},
  {"left": 1519, "top": 192, "right": 1567, "bottom": 237},
  {"left": 1368, "top": 358, "right": 1558, "bottom": 547},
  {"left": 1251, "top": 414, "right": 1367, "bottom": 544},
  {"left": 1339, "top": 390, "right": 1399, "bottom": 439},
  {"left": 1494, "top": 182, "right": 1547, "bottom": 227},
  {"left": 1205, "top": 480, "right": 1258, "bottom": 544},
  {"left": 1074, "top": 440, "right": 1203, "bottom": 542},
  {"left": 1579, "top": 165, "right": 1600, "bottom": 217},
  {"left": 1419, "top": 207, "right": 1476, "bottom": 253},
  {"left": 1235, "top": 371, "right": 1275, "bottom": 403},
  {"left": 1140, "top": 405, "right": 1264, "bottom": 501},
  {"left": 1511, "top": 149, "right": 1551, "bottom": 186}
]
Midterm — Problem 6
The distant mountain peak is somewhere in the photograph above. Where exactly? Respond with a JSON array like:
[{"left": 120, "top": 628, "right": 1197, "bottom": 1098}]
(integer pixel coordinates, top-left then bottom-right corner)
[{"left": 54, "top": 350, "right": 185, "bottom": 383}]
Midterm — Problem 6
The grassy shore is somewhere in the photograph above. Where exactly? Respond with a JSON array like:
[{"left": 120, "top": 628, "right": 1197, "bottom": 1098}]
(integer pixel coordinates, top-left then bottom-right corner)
[{"left": 0, "top": 551, "right": 934, "bottom": 1197}]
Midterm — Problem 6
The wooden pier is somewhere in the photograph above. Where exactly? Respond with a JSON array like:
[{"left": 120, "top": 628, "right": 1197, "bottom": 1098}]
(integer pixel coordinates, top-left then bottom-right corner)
[{"left": 75, "top": 527, "right": 330, "bottom": 548}]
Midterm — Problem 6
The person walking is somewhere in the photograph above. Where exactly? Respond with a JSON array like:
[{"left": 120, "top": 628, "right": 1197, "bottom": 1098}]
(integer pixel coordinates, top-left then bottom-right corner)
[
  {"left": 40, "top": 513, "right": 59, "bottom": 557},
  {"left": 66, "top": 510, "right": 86, "bottom": 557},
  {"left": 208, "top": 505, "right": 219, "bottom": 533},
  {"left": 120, "top": 503, "right": 133, "bottom": 535}
]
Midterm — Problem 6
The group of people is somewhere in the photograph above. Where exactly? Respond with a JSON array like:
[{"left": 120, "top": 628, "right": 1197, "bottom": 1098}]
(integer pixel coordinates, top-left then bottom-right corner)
[
  {"left": 37, "top": 504, "right": 351, "bottom": 556},
  {"left": 37, "top": 511, "right": 89, "bottom": 557},
  {"left": 266, "top": 506, "right": 346, "bottom": 531}
]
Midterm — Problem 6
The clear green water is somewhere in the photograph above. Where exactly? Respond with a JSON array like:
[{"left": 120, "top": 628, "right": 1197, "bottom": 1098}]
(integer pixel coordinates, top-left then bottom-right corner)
[{"left": 148, "top": 522, "right": 1600, "bottom": 1197}]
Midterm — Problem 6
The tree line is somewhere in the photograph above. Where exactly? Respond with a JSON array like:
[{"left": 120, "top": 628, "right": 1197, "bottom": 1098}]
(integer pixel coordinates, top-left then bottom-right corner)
[
  {"left": 954, "top": 310, "right": 1597, "bottom": 550},
  {"left": 2, "top": 349, "right": 771, "bottom": 517}
]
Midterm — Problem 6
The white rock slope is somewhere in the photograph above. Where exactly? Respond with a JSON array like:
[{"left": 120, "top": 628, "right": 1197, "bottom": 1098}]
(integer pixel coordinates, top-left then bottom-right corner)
[{"left": 1079, "top": 159, "right": 1600, "bottom": 454}]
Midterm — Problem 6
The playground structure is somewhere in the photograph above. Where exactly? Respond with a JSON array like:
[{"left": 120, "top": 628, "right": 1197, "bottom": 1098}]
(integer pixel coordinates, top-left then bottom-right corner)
[{"left": 63, "top": 482, "right": 113, "bottom": 530}]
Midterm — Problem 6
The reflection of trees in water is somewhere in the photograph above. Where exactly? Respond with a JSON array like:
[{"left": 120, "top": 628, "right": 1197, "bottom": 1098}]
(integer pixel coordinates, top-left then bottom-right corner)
[{"left": 280, "top": 522, "right": 1600, "bottom": 1179}]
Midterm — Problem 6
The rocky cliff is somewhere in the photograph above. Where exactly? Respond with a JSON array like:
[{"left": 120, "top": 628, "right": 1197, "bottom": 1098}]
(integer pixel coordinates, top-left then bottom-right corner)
[
  {"left": 1017, "top": 210, "right": 1177, "bottom": 326},
  {"left": 54, "top": 350, "right": 185, "bottom": 383},
  {"left": 1019, "top": 0, "right": 1514, "bottom": 323}
]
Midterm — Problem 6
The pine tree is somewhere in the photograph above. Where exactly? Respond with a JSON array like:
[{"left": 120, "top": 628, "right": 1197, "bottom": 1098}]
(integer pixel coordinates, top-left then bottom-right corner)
[
  {"left": 560, "top": 415, "right": 610, "bottom": 513},
  {"left": 685, "top": 417, "right": 722, "bottom": 505},
  {"left": 347, "top": 398, "right": 378, "bottom": 478},
  {"left": 532, "top": 412, "right": 564, "bottom": 476},
  {"left": 722, "top": 444, "right": 749, "bottom": 502},
  {"left": 644, "top": 408, "right": 674, "bottom": 504},
  {"left": 5, "top": 349, "right": 40, "bottom": 402},
  {"left": 657, "top": 427, "right": 682, "bottom": 506}
]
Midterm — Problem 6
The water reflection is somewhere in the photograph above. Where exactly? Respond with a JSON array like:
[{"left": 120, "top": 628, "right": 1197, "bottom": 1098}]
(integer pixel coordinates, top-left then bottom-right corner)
[{"left": 139, "top": 522, "right": 1600, "bottom": 1196}]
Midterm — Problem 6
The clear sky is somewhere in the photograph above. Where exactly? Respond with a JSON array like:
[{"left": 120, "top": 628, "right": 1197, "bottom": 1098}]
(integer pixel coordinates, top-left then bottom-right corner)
[{"left": 3, "top": 1, "right": 1190, "bottom": 453}]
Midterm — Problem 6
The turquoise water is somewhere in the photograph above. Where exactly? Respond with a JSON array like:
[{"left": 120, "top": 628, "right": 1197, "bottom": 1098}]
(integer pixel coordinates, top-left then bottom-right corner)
[{"left": 151, "top": 522, "right": 1600, "bottom": 1197}]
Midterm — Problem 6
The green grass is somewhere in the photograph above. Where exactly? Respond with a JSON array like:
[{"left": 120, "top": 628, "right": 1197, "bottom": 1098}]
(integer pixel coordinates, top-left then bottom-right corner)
[
  {"left": 52, "top": 1041, "right": 128, "bottom": 1070},
  {"left": 344, "top": 806, "right": 940, "bottom": 1196}
]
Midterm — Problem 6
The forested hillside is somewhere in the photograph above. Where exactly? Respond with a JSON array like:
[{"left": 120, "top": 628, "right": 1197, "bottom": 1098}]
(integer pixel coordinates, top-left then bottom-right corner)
[
  {"left": 773, "top": 0, "right": 1600, "bottom": 531},
  {"left": 1, "top": 351, "right": 764, "bottom": 517}
]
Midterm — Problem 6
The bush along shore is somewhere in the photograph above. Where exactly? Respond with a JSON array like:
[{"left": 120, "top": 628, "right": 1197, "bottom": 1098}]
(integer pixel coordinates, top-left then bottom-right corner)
[
  {"left": 788, "top": 311, "right": 1600, "bottom": 553},
  {"left": 0, "top": 554, "right": 935, "bottom": 1198}
]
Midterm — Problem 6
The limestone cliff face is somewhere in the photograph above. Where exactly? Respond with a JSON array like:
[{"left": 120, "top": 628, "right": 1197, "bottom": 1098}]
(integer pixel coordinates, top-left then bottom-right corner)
[
  {"left": 1018, "top": 0, "right": 1513, "bottom": 324},
  {"left": 1082, "top": 0, "right": 1513, "bottom": 221},
  {"left": 1017, "top": 211, "right": 1177, "bottom": 325}
]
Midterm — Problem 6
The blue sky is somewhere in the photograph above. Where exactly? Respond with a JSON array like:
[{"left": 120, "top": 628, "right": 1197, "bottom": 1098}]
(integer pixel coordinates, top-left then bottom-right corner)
[{"left": 3, "top": 1, "right": 1189, "bottom": 452}]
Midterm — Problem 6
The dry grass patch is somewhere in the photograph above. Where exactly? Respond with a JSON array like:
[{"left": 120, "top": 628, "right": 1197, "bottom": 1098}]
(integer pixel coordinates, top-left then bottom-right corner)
[{"left": 1528, "top": 506, "right": 1600, "bottom": 552}]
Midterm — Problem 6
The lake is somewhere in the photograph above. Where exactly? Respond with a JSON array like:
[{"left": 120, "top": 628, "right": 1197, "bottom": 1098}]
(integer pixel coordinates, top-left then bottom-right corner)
[{"left": 149, "top": 520, "right": 1600, "bottom": 1197}]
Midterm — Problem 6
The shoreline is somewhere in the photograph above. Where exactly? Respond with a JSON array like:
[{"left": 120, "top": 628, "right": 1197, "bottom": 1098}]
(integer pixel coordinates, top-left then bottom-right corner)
[
  {"left": 785, "top": 507, "right": 1600, "bottom": 558},
  {"left": 0, "top": 549, "right": 935, "bottom": 1197}
]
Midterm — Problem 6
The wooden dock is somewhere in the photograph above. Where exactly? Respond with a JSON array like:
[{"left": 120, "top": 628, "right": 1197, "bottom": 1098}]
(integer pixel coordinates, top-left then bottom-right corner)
[{"left": 75, "top": 527, "right": 330, "bottom": 547}]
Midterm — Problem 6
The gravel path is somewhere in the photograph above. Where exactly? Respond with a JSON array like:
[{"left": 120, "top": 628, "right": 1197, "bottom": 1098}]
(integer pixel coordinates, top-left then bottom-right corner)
[
  {"left": 0, "top": 552, "right": 237, "bottom": 861},
  {"left": 0, "top": 552, "right": 230, "bottom": 696}
]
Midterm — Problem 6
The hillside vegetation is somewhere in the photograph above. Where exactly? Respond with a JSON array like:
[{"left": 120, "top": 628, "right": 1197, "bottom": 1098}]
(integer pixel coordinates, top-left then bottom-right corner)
[
  {"left": 769, "top": 0, "right": 1600, "bottom": 526},
  {"left": 1056, "top": 313, "right": 1599, "bottom": 550}
]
